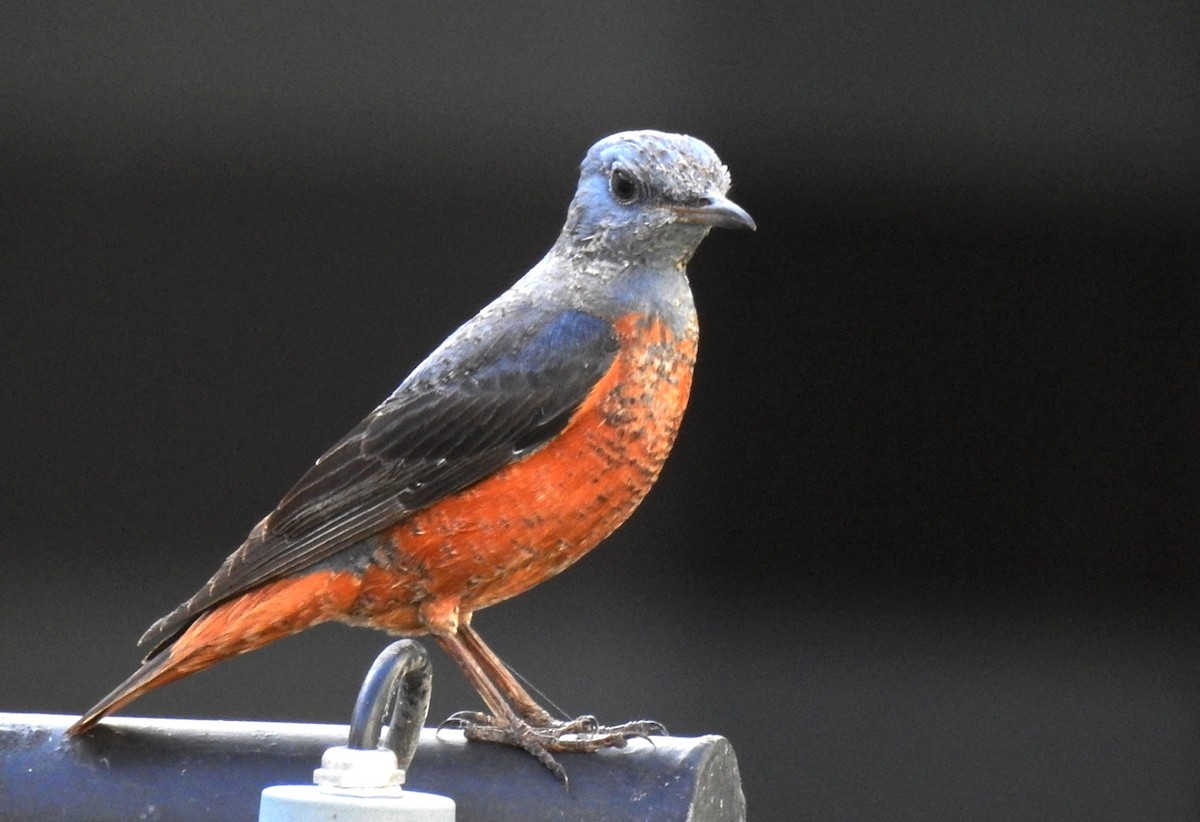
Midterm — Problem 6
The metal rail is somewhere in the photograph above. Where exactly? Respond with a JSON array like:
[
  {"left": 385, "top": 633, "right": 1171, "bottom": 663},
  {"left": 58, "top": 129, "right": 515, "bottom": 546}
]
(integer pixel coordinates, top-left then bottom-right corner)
[{"left": 0, "top": 712, "right": 744, "bottom": 821}]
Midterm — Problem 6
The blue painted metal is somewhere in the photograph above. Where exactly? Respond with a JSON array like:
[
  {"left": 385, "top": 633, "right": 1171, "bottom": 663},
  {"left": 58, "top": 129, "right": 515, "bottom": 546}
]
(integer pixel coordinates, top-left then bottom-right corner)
[{"left": 0, "top": 713, "right": 745, "bottom": 821}]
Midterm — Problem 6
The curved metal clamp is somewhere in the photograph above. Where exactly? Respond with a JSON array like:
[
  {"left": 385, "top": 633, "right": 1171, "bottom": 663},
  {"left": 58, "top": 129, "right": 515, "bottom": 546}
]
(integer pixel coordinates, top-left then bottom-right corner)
[{"left": 345, "top": 639, "right": 432, "bottom": 774}]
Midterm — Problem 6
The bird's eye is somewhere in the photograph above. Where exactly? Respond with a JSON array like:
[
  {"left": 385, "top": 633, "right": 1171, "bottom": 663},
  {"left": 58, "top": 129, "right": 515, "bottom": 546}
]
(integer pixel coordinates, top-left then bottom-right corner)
[{"left": 610, "top": 167, "right": 638, "bottom": 203}]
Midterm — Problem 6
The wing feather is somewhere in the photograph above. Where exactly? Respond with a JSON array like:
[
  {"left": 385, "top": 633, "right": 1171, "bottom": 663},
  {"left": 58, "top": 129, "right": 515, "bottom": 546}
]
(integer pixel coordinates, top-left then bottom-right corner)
[{"left": 138, "top": 308, "right": 619, "bottom": 656}]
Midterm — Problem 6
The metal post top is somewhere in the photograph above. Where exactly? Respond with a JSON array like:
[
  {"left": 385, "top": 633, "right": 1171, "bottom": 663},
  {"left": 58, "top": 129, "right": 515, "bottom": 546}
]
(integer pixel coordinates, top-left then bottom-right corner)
[{"left": 260, "top": 784, "right": 456, "bottom": 822}]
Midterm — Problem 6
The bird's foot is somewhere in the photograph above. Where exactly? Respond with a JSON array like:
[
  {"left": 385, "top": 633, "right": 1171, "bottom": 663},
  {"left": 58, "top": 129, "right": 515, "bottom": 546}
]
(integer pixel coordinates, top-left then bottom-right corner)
[{"left": 440, "top": 710, "right": 666, "bottom": 782}]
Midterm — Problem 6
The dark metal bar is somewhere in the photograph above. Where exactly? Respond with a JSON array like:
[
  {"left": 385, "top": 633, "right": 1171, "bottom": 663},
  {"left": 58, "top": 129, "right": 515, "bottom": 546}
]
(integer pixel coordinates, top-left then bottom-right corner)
[{"left": 0, "top": 713, "right": 745, "bottom": 821}]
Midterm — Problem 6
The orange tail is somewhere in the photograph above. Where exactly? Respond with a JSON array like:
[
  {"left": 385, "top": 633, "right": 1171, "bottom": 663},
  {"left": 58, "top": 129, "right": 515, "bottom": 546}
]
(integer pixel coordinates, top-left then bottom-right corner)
[
  {"left": 68, "top": 569, "right": 362, "bottom": 735},
  {"left": 68, "top": 648, "right": 191, "bottom": 735}
]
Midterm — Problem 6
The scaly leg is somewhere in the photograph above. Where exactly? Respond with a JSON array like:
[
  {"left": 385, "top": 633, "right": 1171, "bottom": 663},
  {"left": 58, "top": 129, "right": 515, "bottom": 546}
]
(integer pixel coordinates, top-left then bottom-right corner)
[
  {"left": 438, "top": 622, "right": 666, "bottom": 780},
  {"left": 434, "top": 628, "right": 569, "bottom": 779}
]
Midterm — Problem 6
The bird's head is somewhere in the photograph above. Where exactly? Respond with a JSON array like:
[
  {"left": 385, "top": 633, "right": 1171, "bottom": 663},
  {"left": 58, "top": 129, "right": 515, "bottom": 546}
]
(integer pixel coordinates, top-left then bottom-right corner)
[{"left": 558, "top": 130, "right": 755, "bottom": 263}]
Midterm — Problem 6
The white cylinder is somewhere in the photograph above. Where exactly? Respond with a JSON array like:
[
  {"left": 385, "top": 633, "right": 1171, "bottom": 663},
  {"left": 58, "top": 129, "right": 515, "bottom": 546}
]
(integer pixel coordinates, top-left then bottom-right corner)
[{"left": 259, "top": 785, "right": 455, "bottom": 822}]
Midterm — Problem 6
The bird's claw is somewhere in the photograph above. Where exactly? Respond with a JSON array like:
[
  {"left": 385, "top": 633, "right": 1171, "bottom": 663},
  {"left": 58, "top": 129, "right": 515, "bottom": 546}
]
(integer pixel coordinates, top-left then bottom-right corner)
[
  {"left": 445, "top": 712, "right": 667, "bottom": 782},
  {"left": 438, "top": 709, "right": 492, "bottom": 732}
]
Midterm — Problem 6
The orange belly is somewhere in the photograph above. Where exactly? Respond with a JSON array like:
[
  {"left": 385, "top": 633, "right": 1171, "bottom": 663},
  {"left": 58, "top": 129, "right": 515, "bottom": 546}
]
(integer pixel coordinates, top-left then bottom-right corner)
[{"left": 349, "top": 311, "right": 698, "bottom": 634}]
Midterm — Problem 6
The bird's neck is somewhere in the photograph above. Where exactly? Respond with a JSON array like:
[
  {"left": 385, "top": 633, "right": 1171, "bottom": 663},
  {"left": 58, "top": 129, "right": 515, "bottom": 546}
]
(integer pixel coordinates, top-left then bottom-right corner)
[{"left": 533, "top": 242, "right": 698, "bottom": 337}]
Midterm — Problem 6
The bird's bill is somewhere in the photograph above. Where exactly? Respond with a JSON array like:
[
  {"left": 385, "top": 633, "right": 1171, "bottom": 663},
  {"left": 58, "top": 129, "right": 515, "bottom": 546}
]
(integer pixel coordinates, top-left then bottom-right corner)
[{"left": 670, "top": 193, "right": 756, "bottom": 231}]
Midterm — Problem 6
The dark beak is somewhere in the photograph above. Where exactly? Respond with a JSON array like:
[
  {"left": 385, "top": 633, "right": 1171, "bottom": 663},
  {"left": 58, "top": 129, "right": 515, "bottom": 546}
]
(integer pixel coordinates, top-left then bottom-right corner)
[{"left": 670, "top": 192, "right": 756, "bottom": 231}]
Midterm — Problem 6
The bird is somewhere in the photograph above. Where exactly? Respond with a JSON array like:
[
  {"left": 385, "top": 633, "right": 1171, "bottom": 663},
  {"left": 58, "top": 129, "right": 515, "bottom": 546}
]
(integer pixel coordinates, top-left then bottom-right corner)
[{"left": 68, "top": 130, "right": 754, "bottom": 775}]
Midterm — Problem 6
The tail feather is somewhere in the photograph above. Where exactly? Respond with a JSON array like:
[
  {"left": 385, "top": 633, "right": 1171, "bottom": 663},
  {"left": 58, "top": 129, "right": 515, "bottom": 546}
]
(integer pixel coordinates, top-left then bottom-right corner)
[
  {"left": 68, "top": 652, "right": 183, "bottom": 735},
  {"left": 68, "top": 569, "right": 362, "bottom": 735}
]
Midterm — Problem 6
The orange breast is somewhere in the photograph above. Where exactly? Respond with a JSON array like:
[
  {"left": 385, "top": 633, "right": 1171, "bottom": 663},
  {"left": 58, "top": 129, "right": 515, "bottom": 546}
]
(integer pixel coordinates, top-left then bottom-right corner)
[{"left": 351, "top": 312, "right": 698, "bottom": 634}]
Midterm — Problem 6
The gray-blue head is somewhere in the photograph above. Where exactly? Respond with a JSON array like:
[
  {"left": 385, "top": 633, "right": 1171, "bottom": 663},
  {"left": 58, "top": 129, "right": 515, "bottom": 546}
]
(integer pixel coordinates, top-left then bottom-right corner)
[{"left": 557, "top": 130, "right": 754, "bottom": 263}]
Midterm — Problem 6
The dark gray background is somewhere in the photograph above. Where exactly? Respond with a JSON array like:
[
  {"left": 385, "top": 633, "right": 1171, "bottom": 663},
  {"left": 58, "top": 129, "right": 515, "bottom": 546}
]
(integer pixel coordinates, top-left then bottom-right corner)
[{"left": 2, "top": 3, "right": 1197, "bottom": 819}]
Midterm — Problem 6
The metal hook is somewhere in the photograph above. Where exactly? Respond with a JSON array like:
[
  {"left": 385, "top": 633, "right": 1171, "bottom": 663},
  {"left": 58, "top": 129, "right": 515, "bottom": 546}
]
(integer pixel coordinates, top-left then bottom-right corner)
[{"left": 346, "top": 639, "right": 432, "bottom": 774}]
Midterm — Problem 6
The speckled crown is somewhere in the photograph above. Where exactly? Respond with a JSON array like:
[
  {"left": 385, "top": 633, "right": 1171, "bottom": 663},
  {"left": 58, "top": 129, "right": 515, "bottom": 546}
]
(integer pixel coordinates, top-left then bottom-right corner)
[{"left": 581, "top": 130, "right": 733, "bottom": 201}]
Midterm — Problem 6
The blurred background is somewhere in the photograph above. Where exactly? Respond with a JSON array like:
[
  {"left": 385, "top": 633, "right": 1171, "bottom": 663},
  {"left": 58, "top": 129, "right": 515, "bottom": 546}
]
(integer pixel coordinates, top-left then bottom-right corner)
[{"left": 2, "top": 3, "right": 1197, "bottom": 819}]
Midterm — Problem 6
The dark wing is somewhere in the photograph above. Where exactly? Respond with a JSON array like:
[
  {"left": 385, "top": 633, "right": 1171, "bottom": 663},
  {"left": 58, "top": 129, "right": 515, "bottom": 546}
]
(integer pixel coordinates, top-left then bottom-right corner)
[{"left": 139, "top": 308, "right": 619, "bottom": 657}]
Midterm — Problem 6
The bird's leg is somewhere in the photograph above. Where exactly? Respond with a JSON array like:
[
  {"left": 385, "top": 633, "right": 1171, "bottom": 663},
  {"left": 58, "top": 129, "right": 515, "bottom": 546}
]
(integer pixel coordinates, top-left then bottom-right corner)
[
  {"left": 434, "top": 629, "right": 570, "bottom": 780},
  {"left": 447, "top": 623, "right": 667, "bottom": 762},
  {"left": 456, "top": 622, "right": 558, "bottom": 726}
]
